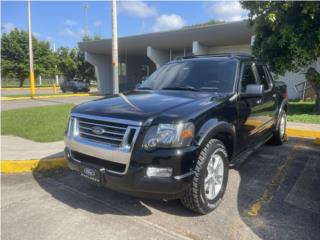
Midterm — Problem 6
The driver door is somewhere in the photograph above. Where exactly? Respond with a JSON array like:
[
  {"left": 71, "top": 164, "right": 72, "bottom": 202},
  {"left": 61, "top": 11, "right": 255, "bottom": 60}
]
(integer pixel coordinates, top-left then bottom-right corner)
[{"left": 237, "top": 62, "right": 265, "bottom": 151}]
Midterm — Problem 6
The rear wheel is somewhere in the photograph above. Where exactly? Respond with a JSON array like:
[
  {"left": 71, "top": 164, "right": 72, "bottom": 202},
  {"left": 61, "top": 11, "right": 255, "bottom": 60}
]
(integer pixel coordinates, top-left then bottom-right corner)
[
  {"left": 181, "top": 139, "right": 229, "bottom": 214},
  {"left": 270, "top": 111, "right": 287, "bottom": 145}
]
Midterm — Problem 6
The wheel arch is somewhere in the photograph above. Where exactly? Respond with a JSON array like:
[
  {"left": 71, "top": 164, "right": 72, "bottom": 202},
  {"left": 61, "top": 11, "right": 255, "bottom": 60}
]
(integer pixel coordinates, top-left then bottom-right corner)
[{"left": 195, "top": 120, "right": 236, "bottom": 159}]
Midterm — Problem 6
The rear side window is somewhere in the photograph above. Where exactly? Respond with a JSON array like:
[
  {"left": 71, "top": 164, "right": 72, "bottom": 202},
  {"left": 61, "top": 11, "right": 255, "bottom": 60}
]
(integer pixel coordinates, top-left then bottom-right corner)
[
  {"left": 256, "top": 65, "right": 271, "bottom": 91},
  {"left": 240, "top": 64, "right": 257, "bottom": 92}
]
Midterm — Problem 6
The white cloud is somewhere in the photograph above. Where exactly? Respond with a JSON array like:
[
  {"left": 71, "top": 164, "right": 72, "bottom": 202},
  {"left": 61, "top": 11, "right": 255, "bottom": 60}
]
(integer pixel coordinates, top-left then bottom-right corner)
[
  {"left": 94, "top": 20, "right": 102, "bottom": 28},
  {"left": 33, "top": 32, "right": 41, "bottom": 38},
  {"left": 152, "top": 14, "right": 186, "bottom": 32},
  {"left": 79, "top": 28, "right": 92, "bottom": 37},
  {"left": 118, "top": 1, "right": 157, "bottom": 18},
  {"left": 60, "top": 27, "right": 92, "bottom": 39},
  {"left": 46, "top": 36, "right": 53, "bottom": 42},
  {"left": 64, "top": 19, "right": 77, "bottom": 26},
  {"left": 206, "top": 1, "right": 248, "bottom": 22},
  {"left": 1, "top": 22, "right": 15, "bottom": 33},
  {"left": 59, "top": 27, "right": 78, "bottom": 38}
]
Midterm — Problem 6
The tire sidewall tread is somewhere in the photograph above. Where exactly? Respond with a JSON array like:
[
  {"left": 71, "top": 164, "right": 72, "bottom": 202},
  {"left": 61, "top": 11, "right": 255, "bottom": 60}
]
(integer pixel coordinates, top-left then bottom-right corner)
[{"left": 181, "top": 139, "right": 229, "bottom": 214}]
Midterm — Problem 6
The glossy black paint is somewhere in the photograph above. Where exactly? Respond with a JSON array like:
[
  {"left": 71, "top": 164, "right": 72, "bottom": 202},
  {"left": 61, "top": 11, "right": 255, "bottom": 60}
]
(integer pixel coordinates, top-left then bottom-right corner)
[
  {"left": 66, "top": 147, "right": 195, "bottom": 199},
  {"left": 69, "top": 55, "right": 288, "bottom": 199}
]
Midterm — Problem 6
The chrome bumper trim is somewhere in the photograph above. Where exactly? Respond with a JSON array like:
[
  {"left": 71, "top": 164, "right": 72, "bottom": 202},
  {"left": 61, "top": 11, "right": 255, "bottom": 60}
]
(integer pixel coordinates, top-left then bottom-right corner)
[{"left": 65, "top": 115, "right": 141, "bottom": 175}]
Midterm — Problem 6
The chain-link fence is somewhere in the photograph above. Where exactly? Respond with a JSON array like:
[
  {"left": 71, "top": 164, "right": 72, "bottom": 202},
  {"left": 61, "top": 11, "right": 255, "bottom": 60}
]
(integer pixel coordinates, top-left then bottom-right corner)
[{"left": 1, "top": 77, "right": 59, "bottom": 88}]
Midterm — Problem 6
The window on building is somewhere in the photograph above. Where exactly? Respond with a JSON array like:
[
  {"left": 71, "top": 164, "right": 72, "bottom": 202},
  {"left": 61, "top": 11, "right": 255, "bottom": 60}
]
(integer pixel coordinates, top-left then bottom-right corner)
[{"left": 119, "top": 62, "right": 127, "bottom": 76}]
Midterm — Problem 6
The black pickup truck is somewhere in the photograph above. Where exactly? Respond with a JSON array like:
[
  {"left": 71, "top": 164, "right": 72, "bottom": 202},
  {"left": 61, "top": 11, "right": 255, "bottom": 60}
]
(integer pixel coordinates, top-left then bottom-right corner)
[{"left": 65, "top": 54, "right": 288, "bottom": 214}]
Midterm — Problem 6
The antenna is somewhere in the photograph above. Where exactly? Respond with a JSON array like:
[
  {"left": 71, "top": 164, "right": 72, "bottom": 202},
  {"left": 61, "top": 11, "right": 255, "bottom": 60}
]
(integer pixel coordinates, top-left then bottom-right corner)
[{"left": 83, "top": 2, "right": 89, "bottom": 37}]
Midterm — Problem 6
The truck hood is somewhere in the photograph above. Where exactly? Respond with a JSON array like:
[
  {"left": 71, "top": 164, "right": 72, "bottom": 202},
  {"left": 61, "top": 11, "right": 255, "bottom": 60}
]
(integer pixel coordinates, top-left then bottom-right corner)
[{"left": 72, "top": 90, "right": 230, "bottom": 124}]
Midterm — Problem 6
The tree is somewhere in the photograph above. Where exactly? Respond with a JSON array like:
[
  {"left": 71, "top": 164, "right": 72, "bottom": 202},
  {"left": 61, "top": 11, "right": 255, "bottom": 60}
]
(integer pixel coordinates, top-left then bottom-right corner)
[
  {"left": 56, "top": 46, "right": 96, "bottom": 83},
  {"left": 56, "top": 47, "right": 78, "bottom": 80},
  {"left": 183, "top": 20, "right": 225, "bottom": 29},
  {"left": 76, "top": 51, "right": 96, "bottom": 83},
  {"left": 1, "top": 29, "right": 29, "bottom": 87},
  {"left": 241, "top": 1, "right": 320, "bottom": 113},
  {"left": 1, "top": 28, "right": 57, "bottom": 87}
]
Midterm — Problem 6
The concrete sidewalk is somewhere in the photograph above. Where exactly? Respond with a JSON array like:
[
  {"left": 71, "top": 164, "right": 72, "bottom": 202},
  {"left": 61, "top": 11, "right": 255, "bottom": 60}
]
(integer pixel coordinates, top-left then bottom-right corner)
[
  {"left": 1, "top": 121, "right": 319, "bottom": 161},
  {"left": 287, "top": 122, "right": 320, "bottom": 131},
  {"left": 1, "top": 135, "right": 64, "bottom": 160},
  {"left": 1, "top": 121, "right": 319, "bottom": 173}
]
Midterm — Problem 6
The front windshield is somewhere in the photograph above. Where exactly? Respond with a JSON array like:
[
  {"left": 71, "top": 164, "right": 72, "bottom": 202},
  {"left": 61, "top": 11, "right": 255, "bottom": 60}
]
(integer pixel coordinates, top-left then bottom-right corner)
[{"left": 139, "top": 59, "right": 238, "bottom": 93}]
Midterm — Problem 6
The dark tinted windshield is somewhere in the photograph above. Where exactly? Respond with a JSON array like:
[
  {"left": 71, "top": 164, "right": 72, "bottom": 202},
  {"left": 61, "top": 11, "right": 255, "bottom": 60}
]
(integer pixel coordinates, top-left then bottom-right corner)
[{"left": 139, "top": 59, "right": 237, "bottom": 92}]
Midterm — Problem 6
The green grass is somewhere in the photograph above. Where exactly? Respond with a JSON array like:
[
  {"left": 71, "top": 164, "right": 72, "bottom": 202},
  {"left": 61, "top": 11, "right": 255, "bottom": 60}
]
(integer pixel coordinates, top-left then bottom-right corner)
[
  {"left": 288, "top": 101, "right": 320, "bottom": 124},
  {"left": 0, "top": 100, "right": 318, "bottom": 143},
  {"left": 1, "top": 104, "right": 74, "bottom": 142}
]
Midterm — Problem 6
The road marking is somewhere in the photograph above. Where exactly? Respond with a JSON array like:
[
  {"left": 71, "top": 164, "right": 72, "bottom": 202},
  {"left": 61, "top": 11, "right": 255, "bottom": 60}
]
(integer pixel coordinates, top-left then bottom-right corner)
[
  {"left": 314, "top": 138, "right": 320, "bottom": 145},
  {"left": 247, "top": 141, "right": 303, "bottom": 217},
  {"left": 1, "top": 157, "right": 66, "bottom": 173}
]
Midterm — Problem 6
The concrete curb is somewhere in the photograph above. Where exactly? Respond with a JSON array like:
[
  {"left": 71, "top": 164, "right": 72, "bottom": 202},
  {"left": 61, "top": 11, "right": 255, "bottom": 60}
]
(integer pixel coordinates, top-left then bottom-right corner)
[
  {"left": 1, "top": 93, "right": 90, "bottom": 101},
  {"left": 287, "top": 128, "right": 320, "bottom": 140},
  {"left": 1, "top": 157, "right": 66, "bottom": 173}
]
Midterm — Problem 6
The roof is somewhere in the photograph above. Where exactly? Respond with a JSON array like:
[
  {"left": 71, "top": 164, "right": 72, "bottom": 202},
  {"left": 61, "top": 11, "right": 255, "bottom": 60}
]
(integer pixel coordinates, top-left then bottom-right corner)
[
  {"left": 175, "top": 53, "right": 255, "bottom": 60},
  {"left": 78, "top": 21, "right": 254, "bottom": 56}
]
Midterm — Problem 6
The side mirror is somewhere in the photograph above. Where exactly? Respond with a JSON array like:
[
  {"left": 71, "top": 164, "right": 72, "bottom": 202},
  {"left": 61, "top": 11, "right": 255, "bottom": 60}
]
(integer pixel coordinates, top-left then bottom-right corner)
[{"left": 240, "top": 84, "right": 264, "bottom": 98}]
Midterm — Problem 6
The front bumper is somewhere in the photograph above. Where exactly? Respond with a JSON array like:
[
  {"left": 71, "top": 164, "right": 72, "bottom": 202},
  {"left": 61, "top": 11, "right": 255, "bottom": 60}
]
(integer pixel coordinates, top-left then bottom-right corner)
[{"left": 65, "top": 146, "right": 199, "bottom": 200}]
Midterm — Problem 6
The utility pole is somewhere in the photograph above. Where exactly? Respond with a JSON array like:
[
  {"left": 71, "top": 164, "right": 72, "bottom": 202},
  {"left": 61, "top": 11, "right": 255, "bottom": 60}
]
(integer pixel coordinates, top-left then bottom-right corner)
[
  {"left": 27, "top": 0, "right": 35, "bottom": 97},
  {"left": 112, "top": 0, "right": 119, "bottom": 94},
  {"left": 53, "top": 43, "right": 59, "bottom": 85}
]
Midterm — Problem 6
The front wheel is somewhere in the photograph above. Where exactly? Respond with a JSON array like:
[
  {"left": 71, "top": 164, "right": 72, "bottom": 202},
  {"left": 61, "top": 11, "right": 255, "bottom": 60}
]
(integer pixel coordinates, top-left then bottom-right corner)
[
  {"left": 181, "top": 139, "right": 229, "bottom": 214},
  {"left": 270, "top": 111, "right": 287, "bottom": 145}
]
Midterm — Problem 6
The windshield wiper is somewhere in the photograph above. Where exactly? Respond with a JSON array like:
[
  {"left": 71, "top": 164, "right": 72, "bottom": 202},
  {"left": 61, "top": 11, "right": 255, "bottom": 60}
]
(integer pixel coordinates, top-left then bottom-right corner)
[{"left": 162, "top": 86, "right": 198, "bottom": 92}]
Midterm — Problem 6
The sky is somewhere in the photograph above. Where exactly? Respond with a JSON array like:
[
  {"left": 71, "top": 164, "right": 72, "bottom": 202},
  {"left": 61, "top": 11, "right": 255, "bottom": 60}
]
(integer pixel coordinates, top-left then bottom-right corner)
[{"left": 1, "top": 1, "right": 248, "bottom": 48}]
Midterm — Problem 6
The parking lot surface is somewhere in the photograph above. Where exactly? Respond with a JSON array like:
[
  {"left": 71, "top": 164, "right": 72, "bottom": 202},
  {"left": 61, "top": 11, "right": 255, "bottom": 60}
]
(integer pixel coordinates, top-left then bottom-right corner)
[{"left": 2, "top": 138, "right": 320, "bottom": 240}]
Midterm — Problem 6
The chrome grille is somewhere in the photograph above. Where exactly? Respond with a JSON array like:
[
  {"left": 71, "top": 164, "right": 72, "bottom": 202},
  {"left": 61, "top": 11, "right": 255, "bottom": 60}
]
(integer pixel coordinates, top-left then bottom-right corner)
[{"left": 78, "top": 117, "right": 132, "bottom": 147}]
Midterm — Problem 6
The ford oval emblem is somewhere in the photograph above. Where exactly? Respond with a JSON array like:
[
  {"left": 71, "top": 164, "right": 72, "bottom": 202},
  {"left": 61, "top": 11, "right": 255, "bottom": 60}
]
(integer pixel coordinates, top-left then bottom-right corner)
[
  {"left": 83, "top": 167, "right": 95, "bottom": 177},
  {"left": 91, "top": 126, "right": 105, "bottom": 135}
]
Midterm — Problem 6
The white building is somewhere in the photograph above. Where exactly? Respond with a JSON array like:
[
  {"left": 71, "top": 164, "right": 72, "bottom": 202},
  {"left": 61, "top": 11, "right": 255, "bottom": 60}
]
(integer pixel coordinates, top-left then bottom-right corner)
[{"left": 79, "top": 21, "right": 314, "bottom": 99}]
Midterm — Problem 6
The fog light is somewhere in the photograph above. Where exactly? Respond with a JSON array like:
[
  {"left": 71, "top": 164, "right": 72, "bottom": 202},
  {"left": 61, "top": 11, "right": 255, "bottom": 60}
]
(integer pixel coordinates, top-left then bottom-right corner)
[{"left": 146, "top": 167, "right": 173, "bottom": 177}]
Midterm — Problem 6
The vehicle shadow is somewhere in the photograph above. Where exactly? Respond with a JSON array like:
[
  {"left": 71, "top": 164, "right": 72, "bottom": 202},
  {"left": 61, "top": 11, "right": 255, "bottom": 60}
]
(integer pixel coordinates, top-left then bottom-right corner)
[
  {"left": 236, "top": 137, "right": 320, "bottom": 240},
  {"left": 32, "top": 137, "right": 320, "bottom": 239}
]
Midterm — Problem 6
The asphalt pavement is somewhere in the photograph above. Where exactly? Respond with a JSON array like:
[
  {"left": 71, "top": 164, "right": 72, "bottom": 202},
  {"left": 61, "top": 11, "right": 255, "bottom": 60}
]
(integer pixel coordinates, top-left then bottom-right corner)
[
  {"left": 2, "top": 138, "right": 320, "bottom": 240},
  {"left": 1, "top": 87, "right": 98, "bottom": 96},
  {"left": 1, "top": 95, "right": 102, "bottom": 111}
]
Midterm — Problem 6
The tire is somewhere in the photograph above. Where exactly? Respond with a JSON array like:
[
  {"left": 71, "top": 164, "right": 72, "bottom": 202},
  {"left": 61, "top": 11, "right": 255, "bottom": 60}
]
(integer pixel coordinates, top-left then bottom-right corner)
[
  {"left": 270, "top": 111, "right": 287, "bottom": 145},
  {"left": 181, "top": 139, "right": 229, "bottom": 214}
]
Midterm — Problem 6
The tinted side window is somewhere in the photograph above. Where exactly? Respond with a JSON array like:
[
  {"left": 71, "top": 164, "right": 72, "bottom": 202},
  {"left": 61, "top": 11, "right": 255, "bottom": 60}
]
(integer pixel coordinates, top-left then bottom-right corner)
[
  {"left": 256, "top": 65, "right": 270, "bottom": 91},
  {"left": 241, "top": 64, "right": 256, "bottom": 92}
]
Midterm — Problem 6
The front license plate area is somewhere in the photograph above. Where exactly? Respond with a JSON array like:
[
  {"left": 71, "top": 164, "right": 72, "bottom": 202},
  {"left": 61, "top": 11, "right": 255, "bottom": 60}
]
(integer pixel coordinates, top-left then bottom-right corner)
[{"left": 80, "top": 165, "right": 102, "bottom": 184}]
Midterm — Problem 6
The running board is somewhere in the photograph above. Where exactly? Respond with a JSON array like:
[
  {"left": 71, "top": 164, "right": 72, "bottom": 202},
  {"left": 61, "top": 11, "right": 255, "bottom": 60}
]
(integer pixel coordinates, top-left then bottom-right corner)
[{"left": 230, "top": 134, "right": 272, "bottom": 168}]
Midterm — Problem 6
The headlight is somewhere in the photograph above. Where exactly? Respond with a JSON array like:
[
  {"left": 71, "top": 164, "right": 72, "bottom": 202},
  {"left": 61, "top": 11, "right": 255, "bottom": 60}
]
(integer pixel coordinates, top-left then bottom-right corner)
[
  {"left": 66, "top": 117, "right": 78, "bottom": 137},
  {"left": 142, "top": 123, "right": 194, "bottom": 151}
]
